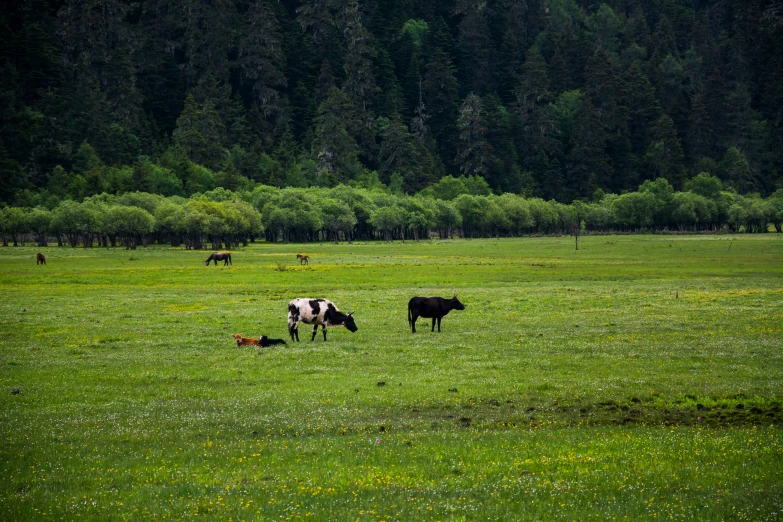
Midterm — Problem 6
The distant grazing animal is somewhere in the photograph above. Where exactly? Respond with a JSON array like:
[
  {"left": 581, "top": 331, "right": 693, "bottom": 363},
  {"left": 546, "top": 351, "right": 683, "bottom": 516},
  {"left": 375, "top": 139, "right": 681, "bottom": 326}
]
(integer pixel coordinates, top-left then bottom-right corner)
[
  {"left": 205, "top": 252, "right": 232, "bottom": 266},
  {"left": 288, "top": 298, "right": 357, "bottom": 342},
  {"left": 233, "top": 333, "right": 287, "bottom": 348},
  {"left": 408, "top": 295, "right": 465, "bottom": 333},
  {"left": 36, "top": 253, "right": 46, "bottom": 265},
  {"left": 296, "top": 254, "right": 309, "bottom": 265}
]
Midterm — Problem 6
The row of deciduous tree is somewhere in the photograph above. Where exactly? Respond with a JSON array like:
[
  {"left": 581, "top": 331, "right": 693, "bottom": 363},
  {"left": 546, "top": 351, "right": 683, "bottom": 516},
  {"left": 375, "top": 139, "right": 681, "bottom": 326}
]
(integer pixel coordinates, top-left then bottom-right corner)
[{"left": 2, "top": 175, "right": 782, "bottom": 249}]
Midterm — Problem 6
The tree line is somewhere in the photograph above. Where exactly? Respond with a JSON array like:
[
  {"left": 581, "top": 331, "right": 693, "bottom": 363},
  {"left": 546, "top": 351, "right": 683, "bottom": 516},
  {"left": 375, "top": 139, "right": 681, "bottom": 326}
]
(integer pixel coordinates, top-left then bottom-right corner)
[
  {"left": 2, "top": 0, "right": 782, "bottom": 208},
  {"left": 2, "top": 176, "right": 782, "bottom": 249}
]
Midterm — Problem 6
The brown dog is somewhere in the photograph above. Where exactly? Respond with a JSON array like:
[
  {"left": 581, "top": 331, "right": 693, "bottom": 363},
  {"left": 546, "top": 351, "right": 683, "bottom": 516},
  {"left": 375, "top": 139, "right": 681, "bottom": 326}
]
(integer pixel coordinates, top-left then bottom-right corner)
[{"left": 233, "top": 334, "right": 260, "bottom": 347}]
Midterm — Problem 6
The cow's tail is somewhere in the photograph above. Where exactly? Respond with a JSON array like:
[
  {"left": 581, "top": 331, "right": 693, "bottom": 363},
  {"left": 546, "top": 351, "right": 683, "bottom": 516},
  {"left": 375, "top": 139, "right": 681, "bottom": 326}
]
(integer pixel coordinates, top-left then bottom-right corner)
[{"left": 407, "top": 302, "right": 411, "bottom": 327}]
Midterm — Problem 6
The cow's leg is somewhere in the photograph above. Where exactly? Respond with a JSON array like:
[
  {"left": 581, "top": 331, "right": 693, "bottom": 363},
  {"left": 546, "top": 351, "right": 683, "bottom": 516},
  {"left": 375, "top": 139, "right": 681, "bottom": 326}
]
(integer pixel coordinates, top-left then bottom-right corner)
[
  {"left": 411, "top": 314, "right": 417, "bottom": 333},
  {"left": 322, "top": 324, "right": 327, "bottom": 341},
  {"left": 437, "top": 317, "right": 442, "bottom": 332},
  {"left": 311, "top": 324, "right": 319, "bottom": 341},
  {"left": 288, "top": 315, "right": 299, "bottom": 341},
  {"left": 431, "top": 318, "right": 436, "bottom": 332}
]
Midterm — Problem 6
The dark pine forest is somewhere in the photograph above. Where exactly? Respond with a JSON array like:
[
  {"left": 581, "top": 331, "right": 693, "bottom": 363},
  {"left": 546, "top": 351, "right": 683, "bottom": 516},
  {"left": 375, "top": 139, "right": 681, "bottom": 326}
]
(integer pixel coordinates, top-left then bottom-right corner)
[{"left": 1, "top": 0, "right": 782, "bottom": 207}]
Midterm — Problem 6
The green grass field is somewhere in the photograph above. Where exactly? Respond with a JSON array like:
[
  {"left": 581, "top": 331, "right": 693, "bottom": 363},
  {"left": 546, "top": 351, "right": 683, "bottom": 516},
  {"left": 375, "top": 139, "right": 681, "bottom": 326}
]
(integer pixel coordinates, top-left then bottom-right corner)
[{"left": 2, "top": 235, "right": 782, "bottom": 520}]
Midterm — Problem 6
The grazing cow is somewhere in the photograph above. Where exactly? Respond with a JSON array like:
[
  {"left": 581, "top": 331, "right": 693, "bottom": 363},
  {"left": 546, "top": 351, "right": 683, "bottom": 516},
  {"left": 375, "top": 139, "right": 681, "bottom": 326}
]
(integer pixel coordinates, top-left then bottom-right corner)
[
  {"left": 288, "top": 298, "right": 357, "bottom": 341},
  {"left": 205, "top": 252, "right": 232, "bottom": 266},
  {"left": 408, "top": 295, "right": 465, "bottom": 333},
  {"left": 36, "top": 253, "right": 46, "bottom": 265},
  {"left": 296, "top": 254, "right": 309, "bottom": 265}
]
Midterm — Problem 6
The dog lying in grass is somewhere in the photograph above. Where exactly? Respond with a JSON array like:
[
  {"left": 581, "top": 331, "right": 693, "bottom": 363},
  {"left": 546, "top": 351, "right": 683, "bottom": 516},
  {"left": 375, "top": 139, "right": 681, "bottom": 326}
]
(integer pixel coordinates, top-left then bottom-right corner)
[
  {"left": 233, "top": 333, "right": 287, "bottom": 348},
  {"left": 259, "top": 336, "right": 286, "bottom": 347}
]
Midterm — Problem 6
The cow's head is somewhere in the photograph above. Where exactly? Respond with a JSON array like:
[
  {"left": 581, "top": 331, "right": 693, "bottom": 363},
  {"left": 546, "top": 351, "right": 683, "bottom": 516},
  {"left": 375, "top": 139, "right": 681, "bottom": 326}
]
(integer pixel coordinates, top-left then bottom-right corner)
[
  {"left": 342, "top": 312, "right": 358, "bottom": 332},
  {"left": 450, "top": 295, "right": 465, "bottom": 311}
]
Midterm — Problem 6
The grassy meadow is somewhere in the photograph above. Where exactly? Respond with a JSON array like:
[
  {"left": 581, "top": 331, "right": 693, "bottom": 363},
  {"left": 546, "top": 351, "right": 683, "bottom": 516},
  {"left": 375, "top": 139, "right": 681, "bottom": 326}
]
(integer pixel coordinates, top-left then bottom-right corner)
[{"left": 1, "top": 234, "right": 782, "bottom": 520}]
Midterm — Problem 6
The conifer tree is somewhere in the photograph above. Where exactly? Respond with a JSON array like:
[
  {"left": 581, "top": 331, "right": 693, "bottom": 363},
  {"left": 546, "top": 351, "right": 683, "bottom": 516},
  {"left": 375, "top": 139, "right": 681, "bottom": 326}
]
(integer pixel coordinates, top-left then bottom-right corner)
[
  {"left": 173, "top": 95, "right": 226, "bottom": 169},
  {"left": 312, "top": 87, "right": 361, "bottom": 183},
  {"left": 622, "top": 61, "right": 661, "bottom": 156},
  {"left": 717, "top": 147, "right": 752, "bottom": 193},
  {"left": 514, "top": 45, "right": 549, "bottom": 116},
  {"left": 239, "top": 0, "right": 288, "bottom": 128},
  {"left": 455, "top": 0, "right": 493, "bottom": 94},
  {"left": 645, "top": 114, "right": 687, "bottom": 188},
  {"left": 423, "top": 51, "right": 460, "bottom": 171},
  {"left": 515, "top": 45, "right": 559, "bottom": 174},
  {"left": 378, "top": 115, "right": 435, "bottom": 192},
  {"left": 584, "top": 47, "right": 625, "bottom": 134},
  {"left": 373, "top": 47, "right": 404, "bottom": 119},
  {"left": 315, "top": 59, "right": 336, "bottom": 103},
  {"left": 686, "top": 90, "right": 713, "bottom": 168},
  {"left": 497, "top": 1, "right": 529, "bottom": 102},
  {"left": 342, "top": 3, "right": 375, "bottom": 109},
  {"left": 566, "top": 98, "right": 611, "bottom": 199},
  {"left": 586, "top": 3, "right": 623, "bottom": 53},
  {"left": 456, "top": 93, "right": 496, "bottom": 178}
]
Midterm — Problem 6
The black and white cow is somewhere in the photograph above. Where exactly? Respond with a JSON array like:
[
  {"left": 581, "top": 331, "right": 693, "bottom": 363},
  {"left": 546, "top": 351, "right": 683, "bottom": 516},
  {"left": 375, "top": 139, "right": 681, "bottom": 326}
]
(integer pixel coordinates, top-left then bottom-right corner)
[
  {"left": 288, "top": 298, "right": 358, "bottom": 341},
  {"left": 408, "top": 295, "right": 465, "bottom": 333}
]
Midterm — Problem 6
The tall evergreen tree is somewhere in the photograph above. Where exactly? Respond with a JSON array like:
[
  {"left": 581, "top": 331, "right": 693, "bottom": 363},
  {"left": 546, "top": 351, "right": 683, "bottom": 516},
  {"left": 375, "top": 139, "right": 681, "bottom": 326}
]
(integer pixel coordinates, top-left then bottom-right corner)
[
  {"left": 645, "top": 114, "right": 687, "bottom": 188},
  {"left": 456, "top": 93, "right": 496, "bottom": 178},
  {"left": 586, "top": 3, "right": 623, "bottom": 53},
  {"left": 455, "top": 0, "right": 493, "bottom": 95},
  {"left": 717, "top": 147, "right": 752, "bottom": 193},
  {"left": 584, "top": 47, "right": 626, "bottom": 134},
  {"left": 378, "top": 115, "right": 436, "bottom": 192},
  {"left": 173, "top": 94, "right": 226, "bottom": 169},
  {"left": 566, "top": 98, "right": 612, "bottom": 200},
  {"left": 423, "top": 50, "right": 460, "bottom": 172},
  {"left": 515, "top": 45, "right": 560, "bottom": 175},
  {"left": 686, "top": 90, "right": 713, "bottom": 169},
  {"left": 622, "top": 61, "right": 661, "bottom": 156},
  {"left": 315, "top": 59, "right": 336, "bottom": 102},
  {"left": 496, "top": 1, "right": 529, "bottom": 102},
  {"left": 340, "top": 1, "right": 378, "bottom": 164},
  {"left": 312, "top": 86, "right": 361, "bottom": 183},
  {"left": 484, "top": 94, "right": 521, "bottom": 193},
  {"left": 239, "top": 0, "right": 288, "bottom": 129}
]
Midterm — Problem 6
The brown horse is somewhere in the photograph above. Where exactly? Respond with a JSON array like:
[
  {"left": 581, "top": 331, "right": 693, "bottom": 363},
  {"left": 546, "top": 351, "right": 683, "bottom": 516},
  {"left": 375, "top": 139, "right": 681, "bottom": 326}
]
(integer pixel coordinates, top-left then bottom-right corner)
[
  {"left": 205, "top": 252, "right": 232, "bottom": 266},
  {"left": 296, "top": 254, "right": 309, "bottom": 265},
  {"left": 36, "top": 253, "right": 46, "bottom": 265}
]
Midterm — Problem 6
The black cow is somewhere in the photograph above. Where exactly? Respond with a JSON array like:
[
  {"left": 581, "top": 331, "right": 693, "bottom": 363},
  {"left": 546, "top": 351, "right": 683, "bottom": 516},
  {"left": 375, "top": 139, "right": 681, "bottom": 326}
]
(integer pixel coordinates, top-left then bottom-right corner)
[
  {"left": 408, "top": 295, "right": 465, "bottom": 333},
  {"left": 288, "top": 298, "right": 358, "bottom": 341}
]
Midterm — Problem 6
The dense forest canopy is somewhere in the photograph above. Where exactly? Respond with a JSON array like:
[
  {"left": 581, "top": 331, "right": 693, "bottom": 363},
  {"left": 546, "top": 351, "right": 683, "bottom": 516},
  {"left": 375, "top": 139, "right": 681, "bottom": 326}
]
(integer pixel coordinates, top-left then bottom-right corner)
[{"left": 1, "top": 0, "right": 782, "bottom": 208}]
